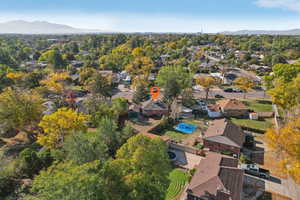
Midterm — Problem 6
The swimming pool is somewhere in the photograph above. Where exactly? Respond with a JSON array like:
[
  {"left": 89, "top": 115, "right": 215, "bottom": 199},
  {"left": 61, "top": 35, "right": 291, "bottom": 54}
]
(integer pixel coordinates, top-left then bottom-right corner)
[{"left": 175, "top": 123, "right": 198, "bottom": 134}]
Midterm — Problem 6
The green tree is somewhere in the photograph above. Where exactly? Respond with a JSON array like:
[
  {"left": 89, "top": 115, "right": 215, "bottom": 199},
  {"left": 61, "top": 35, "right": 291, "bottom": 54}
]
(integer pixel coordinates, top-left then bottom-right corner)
[
  {"left": 112, "top": 97, "right": 129, "bottom": 117},
  {"left": 103, "top": 134, "right": 171, "bottom": 200},
  {"left": 133, "top": 83, "right": 149, "bottom": 104},
  {"left": 96, "top": 117, "right": 120, "bottom": 156},
  {"left": 63, "top": 131, "right": 108, "bottom": 165},
  {"left": 26, "top": 161, "right": 105, "bottom": 200}
]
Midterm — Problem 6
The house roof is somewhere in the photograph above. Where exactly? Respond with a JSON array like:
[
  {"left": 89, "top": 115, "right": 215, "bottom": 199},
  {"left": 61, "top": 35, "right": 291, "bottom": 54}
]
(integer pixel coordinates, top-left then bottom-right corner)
[
  {"left": 187, "top": 152, "right": 244, "bottom": 200},
  {"left": 142, "top": 100, "right": 168, "bottom": 111},
  {"left": 204, "top": 119, "right": 245, "bottom": 147},
  {"left": 217, "top": 99, "right": 248, "bottom": 111}
]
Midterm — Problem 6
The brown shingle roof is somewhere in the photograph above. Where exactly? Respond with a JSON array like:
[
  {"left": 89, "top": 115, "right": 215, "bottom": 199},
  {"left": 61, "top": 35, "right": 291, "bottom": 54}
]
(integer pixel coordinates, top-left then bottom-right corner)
[
  {"left": 217, "top": 99, "right": 248, "bottom": 110},
  {"left": 187, "top": 152, "right": 244, "bottom": 200},
  {"left": 204, "top": 119, "right": 245, "bottom": 147}
]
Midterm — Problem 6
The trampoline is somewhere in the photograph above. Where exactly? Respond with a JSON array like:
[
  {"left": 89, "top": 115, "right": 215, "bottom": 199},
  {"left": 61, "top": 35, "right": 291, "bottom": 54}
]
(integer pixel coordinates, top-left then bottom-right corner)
[{"left": 175, "top": 123, "right": 198, "bottom": 134}]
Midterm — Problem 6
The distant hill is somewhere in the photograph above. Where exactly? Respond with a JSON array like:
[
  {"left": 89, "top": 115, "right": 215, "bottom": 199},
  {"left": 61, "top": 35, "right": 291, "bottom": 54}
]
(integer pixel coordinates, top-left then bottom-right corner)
[
  {"left": 0, "top": 20, "right": 109, "bottom": 34},
  {"left": 221, "top": 29, "right": 300, "bottom": 36}
]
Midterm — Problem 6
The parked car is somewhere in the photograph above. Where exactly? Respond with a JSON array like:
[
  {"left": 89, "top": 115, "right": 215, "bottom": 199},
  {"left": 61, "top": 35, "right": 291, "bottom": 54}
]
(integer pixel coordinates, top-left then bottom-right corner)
[
  {"left": 223, "top": 88, "right": 233, "bottom": 92},
  {"left": 214, "top": 94, "right": 224, "bottom": 98},
  {"left": 240, "top": 164, "right": 270, "bottom": 179},
  {"left": 233, "top": 88, "right": 245, "bottom": 93}
]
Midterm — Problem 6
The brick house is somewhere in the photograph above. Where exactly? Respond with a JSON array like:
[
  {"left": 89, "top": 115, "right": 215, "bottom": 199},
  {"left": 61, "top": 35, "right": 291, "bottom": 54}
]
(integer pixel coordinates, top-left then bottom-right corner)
[
  {"left": 201, "top": 119, "right": 245, "bottom": 155},
  {"left": 186, "top": 152, "right": 244, "bottom": 200},
  {"left": 217, "top": 99, "right": 248, "bottom": 118}
]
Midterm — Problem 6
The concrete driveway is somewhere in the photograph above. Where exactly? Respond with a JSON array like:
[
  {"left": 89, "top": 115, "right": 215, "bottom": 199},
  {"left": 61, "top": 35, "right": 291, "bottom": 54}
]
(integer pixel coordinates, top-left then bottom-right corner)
[
  {"left": 265, "top": 176, "right": 300, "bottom": 200},
  {"left": 243, "top": 174, "right": 300, "bottom": 200}
]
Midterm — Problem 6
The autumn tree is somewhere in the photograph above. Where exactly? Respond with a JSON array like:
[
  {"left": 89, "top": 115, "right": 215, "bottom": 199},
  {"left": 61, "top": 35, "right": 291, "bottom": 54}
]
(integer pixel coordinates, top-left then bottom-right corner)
[
  {"left": 196, "top": 76, "right": 218, "bottom": 100},
  {"left": 125, "top": 56, "right": 154, "bottom": 89},
  {"left": 234, "top": 76, "right": 255, "bottom": 98},
  {"left": 39, "top": 48, "right": 66, "bottom": 70},
  {"left": 40, "top": 72, "right": 70, "bottom": 94},
  {"left": 265, "top": 118, "right": 300, "bottom": 183},
  {"left": 38, "top": 108, "right": 89, "bottom": 149},
  {"left": 103, "top": 134, "right": 171, "bottom": 200},
  {"left": 0, "top": 88, "right": 44, "bottom": 140},
  {"left": 0, "top": 64, "right": 14, "bottom": 91},
  {"left": 268, "top": 74, "right": 300, "bottom": 117}
]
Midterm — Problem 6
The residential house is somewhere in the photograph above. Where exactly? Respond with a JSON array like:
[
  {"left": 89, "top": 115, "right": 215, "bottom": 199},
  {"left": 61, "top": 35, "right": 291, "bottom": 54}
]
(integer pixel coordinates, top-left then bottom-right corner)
[
  {"left": 217, "top": 99, "right": 249, "bottom": 118},
  {"left": 206, "top": 104, "right": 222, "bottom": 118},
  {"left": 186, "top": 152, "right": 244, "bottom": 200},
  {"left": 142, "top": 100, "right": 169, "bottom": 117},
  {"left": 201, "top": 118, "right": 245, "bottom": 155}
]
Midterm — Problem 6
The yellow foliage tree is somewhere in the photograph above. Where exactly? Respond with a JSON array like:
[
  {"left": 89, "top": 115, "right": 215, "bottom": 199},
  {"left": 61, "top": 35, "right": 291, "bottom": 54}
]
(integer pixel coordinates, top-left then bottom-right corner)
[
  {"left": 234, "top": 76, "right": 255, "bottom": 98},
  {"left": 40, "top": 72, "right": 70, "bottom": 94},
  {"left": 196, "top": 76, "right": 218, "bottom": 100},
  {"left": 268, "top": 74, "right": 300, "bottom": 115},
  {"left": 38, "top": 108, "right": 89, "bottom": 148},
  {"left": 265, "top": 118, "right": 300, "bottom": 183},
  {"left": 0, "top": 88, "right": 44, "bottom": 140},
  {"left": 6, "top": 72, "right": 24, "bottom": 79}
]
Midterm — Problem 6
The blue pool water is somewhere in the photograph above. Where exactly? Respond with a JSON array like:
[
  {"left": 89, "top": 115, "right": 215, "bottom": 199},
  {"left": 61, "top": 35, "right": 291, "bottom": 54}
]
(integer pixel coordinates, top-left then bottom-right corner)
[{"left": 175, "top": 123, "right": 198, "bottom": 134}]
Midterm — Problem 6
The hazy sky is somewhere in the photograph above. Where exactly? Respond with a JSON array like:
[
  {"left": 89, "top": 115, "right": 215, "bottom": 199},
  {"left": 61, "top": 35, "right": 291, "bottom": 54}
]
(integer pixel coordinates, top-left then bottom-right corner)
[{"left": 1, "top": 0, "right": 300, "bottom": 32}]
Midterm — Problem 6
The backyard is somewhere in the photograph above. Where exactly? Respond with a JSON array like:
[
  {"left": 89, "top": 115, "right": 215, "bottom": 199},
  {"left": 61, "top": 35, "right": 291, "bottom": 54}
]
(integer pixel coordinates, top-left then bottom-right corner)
[
  {"left": 232, "top": 99, "right": 274, "bottom": 132},
  {"left": 165, "top": 169, "right": 190, "bottom": 200},
  {"left": 242, "top": 99, "right": 273, "bottom": 112},
  {"left": 231, "top": 118, "right": 273, "bottom": 132}
]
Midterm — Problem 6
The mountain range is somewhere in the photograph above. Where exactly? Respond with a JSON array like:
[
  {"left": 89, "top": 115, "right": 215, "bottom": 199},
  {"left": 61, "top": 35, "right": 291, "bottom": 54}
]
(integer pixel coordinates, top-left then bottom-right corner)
[
  {"left": 0, "top": 20, "right": 108, "bottom": 34},
  {"left": 1, "top": 20, "right": 300, "bottom": 35},
  {"left": 221, "top": 29, "right": 300, "bottom": 35}
]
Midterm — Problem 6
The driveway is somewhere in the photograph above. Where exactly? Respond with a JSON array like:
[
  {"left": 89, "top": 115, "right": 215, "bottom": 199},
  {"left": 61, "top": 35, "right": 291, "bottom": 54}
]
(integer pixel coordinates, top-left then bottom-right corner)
[
  {"left": 265, "top": 177, "right": 300, "bottom": 200},
  {"left": 243, "top": 174, "right": 300, "bottom": 200}
]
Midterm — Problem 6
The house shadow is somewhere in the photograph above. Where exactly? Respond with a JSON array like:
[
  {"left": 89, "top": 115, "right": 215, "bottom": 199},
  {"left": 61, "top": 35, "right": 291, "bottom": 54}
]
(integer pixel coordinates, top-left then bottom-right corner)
[
  {"left": 243, "top": 175, "right": 266, "bottom": 199},
  {"left": 269, "top": 176, "right": 282, "bottom": 184}
]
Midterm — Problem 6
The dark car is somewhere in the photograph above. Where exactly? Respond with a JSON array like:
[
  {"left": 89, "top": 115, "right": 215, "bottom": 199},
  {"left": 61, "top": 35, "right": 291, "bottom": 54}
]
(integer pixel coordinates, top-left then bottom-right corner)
[
  {"left": 223, "top": 88, "right": 233, "bottom": 92},
  {"left": 215, "top": 94, "right": 224, "bottom": 98}
]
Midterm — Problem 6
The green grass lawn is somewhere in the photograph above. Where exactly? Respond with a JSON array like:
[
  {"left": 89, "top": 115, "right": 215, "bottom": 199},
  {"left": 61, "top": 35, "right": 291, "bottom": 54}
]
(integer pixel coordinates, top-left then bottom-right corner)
[
  {"left": 242, "top": 100, "right": 273, "bottom": 112},
  {"left": 231, "top": 118, "right": 273, "bottom": 132},
  {"left": 165, "top": 131, "right": 188, "bottom": 143},
  {"left": 165, "top": 169, "right": 190, "bottom": 200}
]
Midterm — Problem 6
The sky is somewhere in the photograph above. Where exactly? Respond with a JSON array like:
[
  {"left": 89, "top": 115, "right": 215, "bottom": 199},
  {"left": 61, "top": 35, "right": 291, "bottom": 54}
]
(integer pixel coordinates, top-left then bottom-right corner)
[{"left": 0, "top": 0, "right": 300, "bottom": 32}]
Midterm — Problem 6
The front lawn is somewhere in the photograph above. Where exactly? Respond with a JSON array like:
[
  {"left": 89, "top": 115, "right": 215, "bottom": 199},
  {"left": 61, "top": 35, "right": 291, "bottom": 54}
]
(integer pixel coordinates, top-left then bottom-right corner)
[
  {"left": 243, "top": 100, "right": 273, "bottom": 112},
  {"left": 231, "top": 118, "right": 273, "bottom": 132},
  {"left": 165, "top": 169, "right": 190, "bottom": 200}
]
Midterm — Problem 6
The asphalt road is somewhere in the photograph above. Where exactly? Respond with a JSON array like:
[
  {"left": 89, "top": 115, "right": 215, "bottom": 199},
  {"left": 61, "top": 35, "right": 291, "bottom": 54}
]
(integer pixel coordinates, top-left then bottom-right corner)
[{"left": 193, "top": 88, "right": 268, "bottom": 100}]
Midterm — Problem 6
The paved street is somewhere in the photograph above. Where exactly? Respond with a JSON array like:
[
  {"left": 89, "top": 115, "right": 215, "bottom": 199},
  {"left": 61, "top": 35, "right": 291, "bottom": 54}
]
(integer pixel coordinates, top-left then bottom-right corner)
[{"left": 193, "top": 88, "right": 268, "bottom": 100}]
